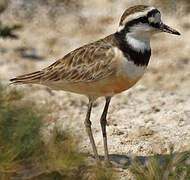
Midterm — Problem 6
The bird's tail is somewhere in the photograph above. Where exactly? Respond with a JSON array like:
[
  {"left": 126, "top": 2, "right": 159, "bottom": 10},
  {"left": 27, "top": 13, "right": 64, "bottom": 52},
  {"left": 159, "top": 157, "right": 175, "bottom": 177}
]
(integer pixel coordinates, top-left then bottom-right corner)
[{"left": 10, "top": 70, "right": 44, "bottom": 85}]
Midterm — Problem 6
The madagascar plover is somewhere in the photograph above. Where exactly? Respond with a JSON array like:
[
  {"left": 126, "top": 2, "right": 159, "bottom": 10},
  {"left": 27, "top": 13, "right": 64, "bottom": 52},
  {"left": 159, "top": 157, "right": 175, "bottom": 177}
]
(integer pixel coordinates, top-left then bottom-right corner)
[{"left": 10, "top": 5, "right": 180, "bottom": 165}]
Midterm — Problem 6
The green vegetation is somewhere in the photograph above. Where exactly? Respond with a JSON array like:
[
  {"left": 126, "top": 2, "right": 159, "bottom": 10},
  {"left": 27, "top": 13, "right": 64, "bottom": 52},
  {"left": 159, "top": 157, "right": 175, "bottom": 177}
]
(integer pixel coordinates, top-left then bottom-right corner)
[
  {"left": 0, "top": 84, "right": 43, "bottom": 179},
  {"left": 0, "top": 3, "right": 21, "bottom": 39},
  {"left": 91, "top": 166, "right": 117, "bottom": 180},
  {"left": 130, "top": 145, "right": 190, "bottom": 180},
  {"left": 0, "top": 84, "right": 117, "bottom": 180}
]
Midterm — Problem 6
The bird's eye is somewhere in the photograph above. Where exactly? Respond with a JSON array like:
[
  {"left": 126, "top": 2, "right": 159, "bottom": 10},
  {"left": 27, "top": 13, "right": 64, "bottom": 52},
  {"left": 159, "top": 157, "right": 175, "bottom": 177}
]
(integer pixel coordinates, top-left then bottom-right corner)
[{"left": 148, "top": 13, "right": 161, "bottom": 24}]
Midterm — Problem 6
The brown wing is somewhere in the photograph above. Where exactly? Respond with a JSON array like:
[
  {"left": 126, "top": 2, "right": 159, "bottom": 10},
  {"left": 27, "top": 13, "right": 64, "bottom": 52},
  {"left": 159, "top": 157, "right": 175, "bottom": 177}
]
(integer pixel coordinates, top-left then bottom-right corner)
[
  {"left": 41, "top": 44, "right": 118, "bottom": 83},
  {"left": 10, "top": 38, "right": 119, "bottom": 84}
]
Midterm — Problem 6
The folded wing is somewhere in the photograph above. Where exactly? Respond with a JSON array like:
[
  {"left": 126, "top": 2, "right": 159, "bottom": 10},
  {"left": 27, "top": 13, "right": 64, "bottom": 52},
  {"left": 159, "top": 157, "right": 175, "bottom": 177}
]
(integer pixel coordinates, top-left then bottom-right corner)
[{"left": 10, "top": 41, "right": 119, "bottom": 84}]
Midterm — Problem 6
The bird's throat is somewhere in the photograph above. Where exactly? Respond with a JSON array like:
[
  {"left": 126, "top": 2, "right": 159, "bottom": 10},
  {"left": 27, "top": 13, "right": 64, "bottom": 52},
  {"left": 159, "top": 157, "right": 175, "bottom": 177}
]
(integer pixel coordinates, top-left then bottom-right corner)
[
  {"left": 114, "top": 32, "right": 151, "bottom": 66},
  {"left": 125, "top": 34, "right": 150, "bottom": 53}
]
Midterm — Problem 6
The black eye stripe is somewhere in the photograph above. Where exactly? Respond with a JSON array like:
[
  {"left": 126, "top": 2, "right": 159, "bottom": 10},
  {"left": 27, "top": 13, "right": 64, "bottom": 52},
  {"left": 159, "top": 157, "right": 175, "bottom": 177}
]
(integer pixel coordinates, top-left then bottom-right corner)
[
  {"left": 125, "top": 16, "right": 148, "bottom": 28},
  {"left": 150, "top": 22, "right": 160, "bottom": 28}
]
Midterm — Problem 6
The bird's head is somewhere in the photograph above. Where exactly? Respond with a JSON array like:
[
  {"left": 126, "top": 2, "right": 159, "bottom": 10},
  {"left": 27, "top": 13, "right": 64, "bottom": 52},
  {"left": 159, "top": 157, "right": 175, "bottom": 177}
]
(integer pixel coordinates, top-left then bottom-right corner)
[{"left": 117, "top": 5, "right": 180, "bottom": 40}]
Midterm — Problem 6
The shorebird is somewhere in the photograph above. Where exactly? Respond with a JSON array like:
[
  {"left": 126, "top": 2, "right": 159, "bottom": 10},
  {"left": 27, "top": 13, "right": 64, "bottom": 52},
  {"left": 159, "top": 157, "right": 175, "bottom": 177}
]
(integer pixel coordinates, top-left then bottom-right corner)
[{"left": 10, "top": 5, "right": 180, "bottom": 165}]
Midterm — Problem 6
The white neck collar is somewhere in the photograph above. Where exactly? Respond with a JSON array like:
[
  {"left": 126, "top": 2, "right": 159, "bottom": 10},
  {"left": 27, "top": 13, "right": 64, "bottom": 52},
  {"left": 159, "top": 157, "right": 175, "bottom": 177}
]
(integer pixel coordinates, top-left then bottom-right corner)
[{"left": 125, "top": 33, "right": 151, "bottom": 53}]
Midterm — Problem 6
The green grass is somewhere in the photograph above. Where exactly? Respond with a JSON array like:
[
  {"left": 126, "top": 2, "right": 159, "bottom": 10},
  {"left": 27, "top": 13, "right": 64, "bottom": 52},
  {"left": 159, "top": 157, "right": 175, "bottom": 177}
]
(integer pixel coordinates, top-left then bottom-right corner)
[
  {"left": 0, "top": 84, "right": 86, "bottom": 179},
  {"left": 130, "top": 145, "right": 190, "bottom": 180},
  {"left": 0, "top": 2, "right": 6, "bottom": 14},
  {"left": 0, "top": 85, "right": 44, "bottom": 179},
  {"left": 39, "top": 128, "right": 86, "bottom": 179},
  {"left": 0, "top": 84, "right": 117, "bottom": 180},
  {"left": 0, "top": 2, "right": 22, "bottom": 39},
  {"left": 91, "top": 166, "right": 117, "bottom": 180}
]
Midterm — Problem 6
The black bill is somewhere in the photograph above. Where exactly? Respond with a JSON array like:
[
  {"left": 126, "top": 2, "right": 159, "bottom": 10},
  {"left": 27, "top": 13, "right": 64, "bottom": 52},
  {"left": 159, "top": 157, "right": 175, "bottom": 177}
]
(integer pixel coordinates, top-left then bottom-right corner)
[{"left": 159, "top": 23, "right": 180, "bottom": 35}]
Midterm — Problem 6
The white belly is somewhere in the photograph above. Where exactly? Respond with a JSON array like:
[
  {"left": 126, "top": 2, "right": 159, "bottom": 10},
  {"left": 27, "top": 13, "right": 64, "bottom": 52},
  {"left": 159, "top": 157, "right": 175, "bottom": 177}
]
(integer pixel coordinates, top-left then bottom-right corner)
[
  {"left": 123, "top": 60, "right": 147, "bottom": 81},
  {"left": 115, "top": 48, "right": 147, "bottom": 82}
]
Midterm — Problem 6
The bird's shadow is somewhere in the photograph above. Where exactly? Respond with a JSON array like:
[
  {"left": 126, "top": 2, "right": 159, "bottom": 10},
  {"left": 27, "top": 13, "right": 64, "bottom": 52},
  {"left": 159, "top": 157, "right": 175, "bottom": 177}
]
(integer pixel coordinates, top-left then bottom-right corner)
[
  {"left": 12, "top": 151, "right": 189, "bottom": 180},
  {"left": 14, "top": 47, "right": 44, "bottom": 60},
  {"left": 98, "top": 151, "right": 184, "bottom": 168}
]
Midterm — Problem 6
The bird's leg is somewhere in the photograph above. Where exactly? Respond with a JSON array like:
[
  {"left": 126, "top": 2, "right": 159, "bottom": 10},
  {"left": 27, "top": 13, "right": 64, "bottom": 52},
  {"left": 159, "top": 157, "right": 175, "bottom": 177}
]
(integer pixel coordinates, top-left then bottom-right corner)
[
  {"left": 100, "top": 97, "right": 111, "bottom": 165},
  {"left": 84, "top": 98, "right": 100, "bottom": 161}
]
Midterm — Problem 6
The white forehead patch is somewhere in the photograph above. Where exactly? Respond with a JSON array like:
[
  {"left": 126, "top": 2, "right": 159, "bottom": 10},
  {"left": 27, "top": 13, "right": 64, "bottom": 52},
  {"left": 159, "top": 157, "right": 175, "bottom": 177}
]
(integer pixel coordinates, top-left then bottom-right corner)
[
  {"left": 148, "top": 12, "right": 161, "bottom": 23},
  {"left": 122, "top": 6, "right": 156, "bottom": 25}
]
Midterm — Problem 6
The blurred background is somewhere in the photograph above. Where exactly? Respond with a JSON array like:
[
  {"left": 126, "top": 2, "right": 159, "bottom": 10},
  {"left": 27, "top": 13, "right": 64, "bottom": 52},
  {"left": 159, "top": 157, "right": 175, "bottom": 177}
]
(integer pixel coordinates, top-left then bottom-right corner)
[{"left": 0, "top": 0, "right": 190, "bottom": 178}]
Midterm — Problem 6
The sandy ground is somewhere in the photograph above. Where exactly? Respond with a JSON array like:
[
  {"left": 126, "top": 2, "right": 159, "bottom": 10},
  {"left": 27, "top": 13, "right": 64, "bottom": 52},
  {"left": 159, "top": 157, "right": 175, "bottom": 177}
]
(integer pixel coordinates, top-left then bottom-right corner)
[{"left": 0, "top": 0, "right": 190, "bottom": 179}]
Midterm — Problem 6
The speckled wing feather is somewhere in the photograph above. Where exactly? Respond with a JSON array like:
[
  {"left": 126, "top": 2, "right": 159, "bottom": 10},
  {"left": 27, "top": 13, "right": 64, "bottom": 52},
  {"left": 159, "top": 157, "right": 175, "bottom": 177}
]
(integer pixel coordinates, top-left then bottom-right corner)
[{"left": 10, "top": 36, "right": 119, "bottom": 84}]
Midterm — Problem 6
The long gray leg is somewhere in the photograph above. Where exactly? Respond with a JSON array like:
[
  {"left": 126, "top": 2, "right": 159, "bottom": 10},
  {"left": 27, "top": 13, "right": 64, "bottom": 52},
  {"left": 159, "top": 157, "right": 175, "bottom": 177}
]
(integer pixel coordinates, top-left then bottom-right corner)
[
  {"left": 100, "top": 97, "right": 111, "bottom": 163},
  {"left": 84, "top": 98, "right": 100, "bottom": 161}
]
